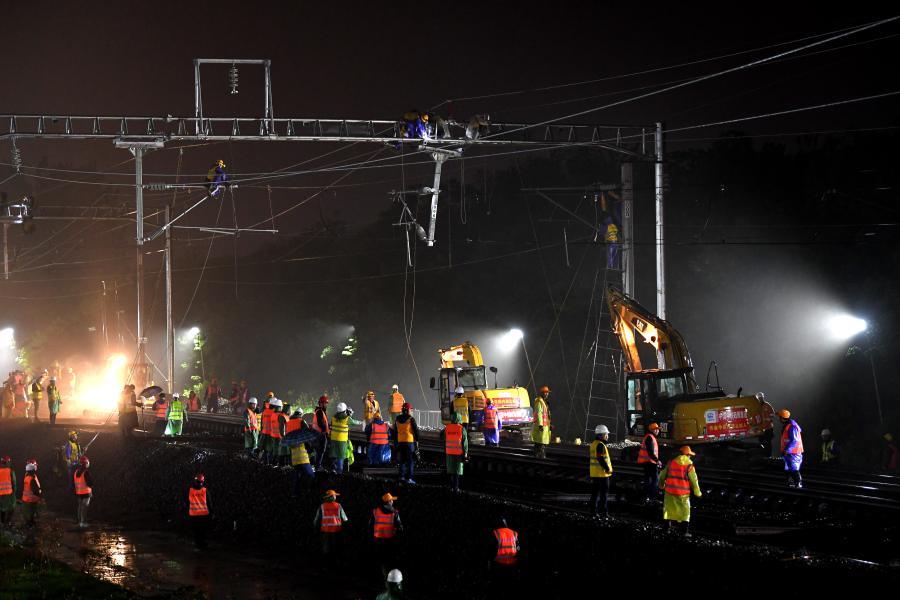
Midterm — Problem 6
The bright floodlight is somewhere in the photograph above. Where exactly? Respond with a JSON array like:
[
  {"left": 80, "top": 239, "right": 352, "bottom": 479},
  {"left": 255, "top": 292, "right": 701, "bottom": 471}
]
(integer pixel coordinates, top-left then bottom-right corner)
[
  {"left": 187, "top": 326, "right": 200, "bottom": 338},
  {"left": 0, "top": 328, "right": 14, "bottom": 347},
  {"left": 498, "top": 328, "right": 524, "bottom": 352},
  {"left": 827, "top": 315, "right": 867, "bottom": 340}
]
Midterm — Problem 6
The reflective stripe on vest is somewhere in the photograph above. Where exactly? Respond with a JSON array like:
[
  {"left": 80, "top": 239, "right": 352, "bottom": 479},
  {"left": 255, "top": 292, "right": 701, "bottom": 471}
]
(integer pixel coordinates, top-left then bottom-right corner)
[
  {"left": 22, "top": 474, "right": 40, "bottom": 503},
  {"left": 445, "top": 423, "right": 464, "bottom": 455},
  {"left": 320, "top": 502, "right": 342, "bottom": 532},
  {"left": 391, "top": 392, "right": 404, "bottom": 413},
  {"left": 373, "top": 508, "right": 397, "bottom": 539},
  {"left": 781, "top": 421, "right": 804, "bottom": 454},
  {"left": 483, "top": 407, "right": 498, "bottom": 430},
  {"left": 493, "top": 528, "right": 518, "bottom": 564},
  {"left": 73, "top": 471, "right": 92, "bottom": 496},
  {"left": 168, "top": 401, "right": 184, "bottom": 421},
  {"left": 260, "top": 409, "right": 273, "bottom": 435},
  {"left": 396, "top": 420, "right": 414, "bottom": 443},
  {"left": 605, "top": 223, "right": 619, "bottom": 242},
  {"left": 286, "top": 418, "right": 302, "bottom": 434},
  {"left": 664, "top": 459, "right": 693, "bottom": 496},
  {"left": 589, "top": 440, "right": 612, "bottom": 478},
  {"left": 30, "top": 385, "right": 42, "bottom": 401},
  {"left": 244, "top": 409, "right": 259, "bottom": 432},
  {"left": 637, "top": 433, "right": 658, "bottom": 464},
  {"left": 291, "top": 444, "right": 310, "bottom": 465},
  {"left": 370, "top": 422, "right": 389, "bottom": 445},
  {"left": 0, "top": 467, "right": 12, "bottom": 495},
  {"left": 270, "top": 414, "right": 284, "bottom": 439},
  {"left": 536, "top": 399, "right": 550, "bottom": 426},
  {"left": 822, "top": 440, "right": 837, "bottom": 462},
  {"left": 155, "top": 401, "right": 168, "bottom": 420},
  {"left": 188, "top": 487, "right": 209, "bottom": 516},
  {"left": 331, "top": 416, "right": 350, "bottom": 442},
  {"left": 67, "top": 442, "right": 82, "bottom": 465}
]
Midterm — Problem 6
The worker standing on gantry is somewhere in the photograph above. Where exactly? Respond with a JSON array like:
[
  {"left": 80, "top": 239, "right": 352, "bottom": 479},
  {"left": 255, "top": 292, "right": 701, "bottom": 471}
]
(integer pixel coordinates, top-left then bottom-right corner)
[
  {"left": 637, "top": 422, "right": 662, "bottom": 504},
  {"left": 603, "top": 214, "right": 620, "bottom": 270},
  {"left": 659, "top": 446, "right": 702, "bottom": 536},
  {"left": 779, "top": 409, "right": 804, "bottom": 488},
  {"left": 531, "top": 386, "right": 552, "bottom": 459},
  {"left": 206, "top": 160, "right": 229, "bottom": 197},
  {"left": 589, "top": 425, "right": 613, "bottom": 518},
  {"left": 466, "top": 114, "right": 491, "bottom": 140}
]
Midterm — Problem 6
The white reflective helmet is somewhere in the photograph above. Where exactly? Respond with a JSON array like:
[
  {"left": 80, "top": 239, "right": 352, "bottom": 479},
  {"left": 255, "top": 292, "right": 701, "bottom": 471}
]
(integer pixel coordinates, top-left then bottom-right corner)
[
  {"left": 336, "top": 402, "right": 348, "bottom": 413},
  {"left": 455, "top": 386, "right": 465, "bottom": 395},
  {"left": 821, "top": 428, "right": 831, "bottom": 436},
  {"left": 594, "top": 424, "right": 610, "bottom": 435},
  {"left": 387, "top": 569, "right": 403, "bottom": 583},
  {"left": 248, "top": 397, "right": 258, "bottom": 405},
  {"left": 172, "top": 393, "right": 180, "bottom": 399},
  {"left": 270, "top": 398, "right": 282, "bottom": 408},
  {"left": 392, "top": 384, "right": 399, "bottom": 390}
]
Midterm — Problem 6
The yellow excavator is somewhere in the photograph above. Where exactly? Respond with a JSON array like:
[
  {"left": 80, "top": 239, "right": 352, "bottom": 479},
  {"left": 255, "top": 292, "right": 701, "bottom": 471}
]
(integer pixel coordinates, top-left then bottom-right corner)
[
  {"left": 429, "top": 342, "right": 533, "bottom": 431},
  {"left": 606, "top": 285, "right": 774, "bottom": 450}
]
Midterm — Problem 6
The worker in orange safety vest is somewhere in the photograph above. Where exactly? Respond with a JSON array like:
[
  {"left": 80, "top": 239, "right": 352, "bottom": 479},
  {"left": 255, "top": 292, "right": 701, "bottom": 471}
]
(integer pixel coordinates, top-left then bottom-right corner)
[
  {"left": 442, "top": 411, "right": 468, "bottom": 491},
  {"left": 778, "top": 409, "right": 804, "bottom": 488},
  {"left": 0, "top": 455, "right": 15, "bottom": 526},
  {"left": 73, "top": 455, "right": 92, "bottom": 528},
  {"left": 370, "top": 492, "right": 403, "bottom": 575},
  {"left": 389, "top": 385, "right": 405, "bottom": 422},
  {"left": 490, "top": 516, "right": 520, "bottom": 584},
  {"left": 314, "top": 489, "right": 348, "bottom": 556},
  {"left": 22, "top": 458, "right": 42, "bottom": 526},
  {"left": 659, "top": 445, "right": 702, "bottom": 536},
  {"left": 188, "top": 473, "right": 210, "bottom": 549},
  {"left": 637, "top": 422, "right": 662, "bottom": 504},
  {"left": 366, "top": 412, "right": 392, "bottom": 466}
]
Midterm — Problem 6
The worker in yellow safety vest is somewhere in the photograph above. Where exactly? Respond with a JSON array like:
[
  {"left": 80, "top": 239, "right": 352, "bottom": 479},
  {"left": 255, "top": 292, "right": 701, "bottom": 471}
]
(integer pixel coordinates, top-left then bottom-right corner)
[
  {"left": 165, "top": 393, "right": 187, "bottom": 436},
  {"left": 329, "top": 403, "right": 361, "bottom": 473},
  {"left": 820, "top": 428, "right": 840, "bottom": 467},
  {"left": 531, "top": 386, "right": 551, "bottom": 458},
  {"left": 659, "top": 446, "right": 702, "bottom": 536},
  {"left": 364, "top": 391, "right": 380, "bottom": 427},
  {"left": 589, "top": 424, "right": 613, "bottom": 517},
  {"left": 452, "top": 386, "right": 469, "bottom": 425}
]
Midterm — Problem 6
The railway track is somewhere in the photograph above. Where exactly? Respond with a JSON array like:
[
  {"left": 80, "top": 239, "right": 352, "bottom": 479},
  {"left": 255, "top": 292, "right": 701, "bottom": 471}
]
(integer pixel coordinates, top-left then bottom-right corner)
[{"left": 181, "top": 412, "right": 900, "bottom": 516}]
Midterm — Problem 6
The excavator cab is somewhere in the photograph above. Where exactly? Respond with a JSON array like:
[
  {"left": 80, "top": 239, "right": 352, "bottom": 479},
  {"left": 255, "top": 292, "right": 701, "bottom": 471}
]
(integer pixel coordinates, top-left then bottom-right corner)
[{"left": 626, "top": 368, "right": 692, "bottom": 440}]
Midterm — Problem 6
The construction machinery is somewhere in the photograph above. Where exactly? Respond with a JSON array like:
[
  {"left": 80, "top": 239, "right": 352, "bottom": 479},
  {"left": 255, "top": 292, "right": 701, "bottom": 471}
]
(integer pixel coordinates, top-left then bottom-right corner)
[
  {"left": 606, "top": 285, "right": 775, "bottom": 450},
  {"left": 429, "top": 342, "right": 533, "bottom": 431}
]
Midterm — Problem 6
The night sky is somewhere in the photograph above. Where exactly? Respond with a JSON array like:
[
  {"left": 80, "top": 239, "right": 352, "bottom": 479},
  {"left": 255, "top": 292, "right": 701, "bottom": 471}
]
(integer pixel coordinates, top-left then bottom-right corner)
[{"left": 1, "top": 3, "right": 898, "bottom": 442}]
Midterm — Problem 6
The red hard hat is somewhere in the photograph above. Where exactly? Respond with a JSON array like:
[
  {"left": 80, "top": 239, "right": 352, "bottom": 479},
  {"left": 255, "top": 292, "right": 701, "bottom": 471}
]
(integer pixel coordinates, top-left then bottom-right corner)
[
  {"left": 80, "top": 455, "right": 90, "bottom": 465},
  {"left": 195, "top": 473, "right": 205, "bottom": 483},
  {"left": 0, "top": 455, "right": 10, "bottom": 464},
  {"left": 318, "top": 395, "right": 329, "bottom": 405},
  {"left": 402, "top": 402, "right": 412, "bottom": 411}
]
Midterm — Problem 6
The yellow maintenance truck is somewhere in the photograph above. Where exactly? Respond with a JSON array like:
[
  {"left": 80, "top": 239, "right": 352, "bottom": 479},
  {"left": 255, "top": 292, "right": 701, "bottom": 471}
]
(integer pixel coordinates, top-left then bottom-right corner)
[
  {"left": 429, "top": 342, "right": 533, "bottom": 431},
  {"left": 606, "top": 285, "right": 775, "bottom": 451}
]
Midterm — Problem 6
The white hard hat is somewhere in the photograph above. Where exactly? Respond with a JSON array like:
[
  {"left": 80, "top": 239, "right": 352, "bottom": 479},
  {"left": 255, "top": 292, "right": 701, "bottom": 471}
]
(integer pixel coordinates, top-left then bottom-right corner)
[
  {"left": 594, "top": 424, "right": 610, "bottom": 435},
  {"left": 25, "top": 463, "right": 36, "bottom": 472},
  {"left": 336, "top": 402, "right": 347, "bottom": 413},
  {"left": 455, "top": 386, "right": 465, "bottom": 395},
  {"left": 821, "top": 428, "right": 831, "bottom": 436},
  {"left": 248, "top": 397, "right": 258, "bottom": 405},
  {"left": 387, "top": 569, "right": 403, "bottom": 583},
  {"left": 270, "top": 398, "right": 282, "bottom": 408},
  {"left": 172, "top": 393, "right": 180, "bottom": 399},
  {"left": 392, "top": 384, "right": 399, "bottom": 390}
]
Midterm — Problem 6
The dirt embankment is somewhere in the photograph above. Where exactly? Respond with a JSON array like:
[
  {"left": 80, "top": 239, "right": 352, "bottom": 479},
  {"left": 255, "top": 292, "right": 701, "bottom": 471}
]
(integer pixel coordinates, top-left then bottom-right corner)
[{"left": 0, "top": 420, "right": 891, "bottom": 597}]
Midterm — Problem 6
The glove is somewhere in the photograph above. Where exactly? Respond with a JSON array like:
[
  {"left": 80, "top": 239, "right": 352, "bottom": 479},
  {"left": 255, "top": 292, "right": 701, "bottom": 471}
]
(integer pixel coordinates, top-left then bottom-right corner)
[{"left": 346, "top": 408, "right": 354, "bottom": 416}]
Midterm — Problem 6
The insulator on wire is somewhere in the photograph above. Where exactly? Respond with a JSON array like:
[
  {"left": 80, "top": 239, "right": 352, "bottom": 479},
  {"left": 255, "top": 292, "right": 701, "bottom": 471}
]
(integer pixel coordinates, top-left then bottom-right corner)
[
  {"left": 11, "top": 140, "right": 23, "bottom": 173},
  {"left": 228, "top": 64, "right": 239, "bottom": 95}
]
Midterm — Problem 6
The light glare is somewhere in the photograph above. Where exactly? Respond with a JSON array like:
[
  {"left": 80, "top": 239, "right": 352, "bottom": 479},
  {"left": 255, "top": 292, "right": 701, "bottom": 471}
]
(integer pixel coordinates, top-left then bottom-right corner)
[
  {"left": 497, "top": 328, "right": 524, "bottom": 352},
  {"left": 827, "top": 315, "right": 867, "bottom": 340}
]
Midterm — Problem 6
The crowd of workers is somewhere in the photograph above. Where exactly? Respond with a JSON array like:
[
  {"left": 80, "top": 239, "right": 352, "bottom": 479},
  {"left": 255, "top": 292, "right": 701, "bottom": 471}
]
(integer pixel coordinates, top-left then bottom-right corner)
[
  {"left": 1, "top": 368, "right": 71, "bottom": 422},
  {"left": 3, "top": 376, "right": 900, "bottom": 596}
]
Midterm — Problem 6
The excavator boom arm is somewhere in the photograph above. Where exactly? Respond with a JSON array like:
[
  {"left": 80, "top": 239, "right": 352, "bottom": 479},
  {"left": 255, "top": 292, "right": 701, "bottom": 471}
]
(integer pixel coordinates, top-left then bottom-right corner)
[
  {"left": 605, "top": 285, "right": 695, "bottom": 379},
  {"left": 438, "top": 342, "right": 485, "bottom": 368}
]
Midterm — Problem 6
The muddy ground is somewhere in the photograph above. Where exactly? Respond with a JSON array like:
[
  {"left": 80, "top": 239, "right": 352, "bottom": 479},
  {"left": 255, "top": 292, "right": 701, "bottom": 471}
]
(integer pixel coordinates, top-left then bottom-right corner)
[{"left": 0, "top": 420, "right": 894, "bottom": 598}]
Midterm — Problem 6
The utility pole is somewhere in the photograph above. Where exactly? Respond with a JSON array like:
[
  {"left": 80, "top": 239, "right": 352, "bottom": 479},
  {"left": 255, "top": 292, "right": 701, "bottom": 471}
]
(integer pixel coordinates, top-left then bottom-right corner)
[
  {"left": 165, "top": 204, "right": 174, "bottom": 395},
  {"left": 2, "top": 223, "right": 8, "bottom": 280},
  {"left": 654, "top": 122, "right": 666, "bottom": 368},
  {"left": 620, "top": 162, "right": 635, "bottom": 297},
  {"left": 114, "top": 138, "right": 164, "bottom": 387}
]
